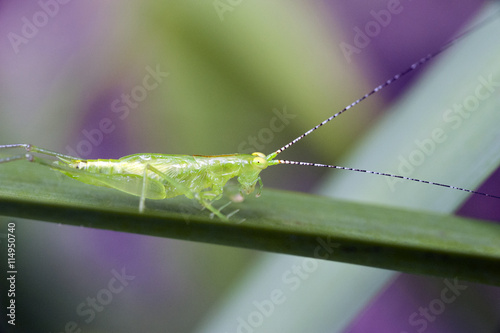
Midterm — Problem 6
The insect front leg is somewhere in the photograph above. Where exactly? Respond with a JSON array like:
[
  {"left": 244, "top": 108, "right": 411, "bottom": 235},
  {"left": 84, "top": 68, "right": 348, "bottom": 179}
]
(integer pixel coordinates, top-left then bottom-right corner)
[{"left": 255, "top": 177, "right": 263, "bottom": 198}]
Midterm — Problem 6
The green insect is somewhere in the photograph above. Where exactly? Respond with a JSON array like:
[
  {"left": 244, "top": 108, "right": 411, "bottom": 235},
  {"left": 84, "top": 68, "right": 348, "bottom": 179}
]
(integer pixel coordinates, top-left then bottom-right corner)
[
  {"left": 1, "top": 20, "right": 499, "bottom": 221},
  {"left": 0, "top": 145, "right": 275, "bottom": 220}
]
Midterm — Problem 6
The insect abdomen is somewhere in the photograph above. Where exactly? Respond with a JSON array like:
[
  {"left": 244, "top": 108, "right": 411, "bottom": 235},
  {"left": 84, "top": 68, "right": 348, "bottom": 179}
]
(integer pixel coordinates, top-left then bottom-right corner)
[{"left": 70, "top": 159, "right": 123, "bottom": 175}]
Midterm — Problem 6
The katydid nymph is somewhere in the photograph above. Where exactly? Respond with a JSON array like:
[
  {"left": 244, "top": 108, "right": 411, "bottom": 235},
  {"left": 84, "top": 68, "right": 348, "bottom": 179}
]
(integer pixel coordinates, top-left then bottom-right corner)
[{"left": 1, "top": 17, "right": 499, "bottom": 221}]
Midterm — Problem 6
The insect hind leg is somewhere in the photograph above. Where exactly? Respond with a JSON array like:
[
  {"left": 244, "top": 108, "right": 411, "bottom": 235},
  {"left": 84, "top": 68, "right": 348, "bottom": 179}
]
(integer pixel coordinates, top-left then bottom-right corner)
[
  {"left": 0, "top": 153, "right": 33, "bottom": 164},
  {"left": 0, "top": 150, "right": 75, "bottom": 169},
  {"left": 0, "top": 144, "right": 80, "bottom": 164}
]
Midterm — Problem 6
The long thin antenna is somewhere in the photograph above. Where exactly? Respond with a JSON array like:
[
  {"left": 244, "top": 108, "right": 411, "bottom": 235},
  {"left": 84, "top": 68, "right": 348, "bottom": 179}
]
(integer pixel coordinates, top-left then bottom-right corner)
[
  {"left": 274, "top": 160, "right": 500, "bottom": 199},
  {"left": 271, "top": 9, "right": 500, "bottom": 158}
]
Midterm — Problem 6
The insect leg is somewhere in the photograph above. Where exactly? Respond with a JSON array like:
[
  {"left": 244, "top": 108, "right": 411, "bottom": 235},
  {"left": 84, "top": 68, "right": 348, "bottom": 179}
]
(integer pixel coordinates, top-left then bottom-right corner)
[
  {"left": 142, "top": 164, "right": 230, "bottom": 221},
  {"left": 198, "top": 199, "right": 229, "bottom": 221},
  {"left": 0, "top": 144, "right": 79, "bottom": 162},
  {"left": 140, "top": 166, "right": 148, "bottom": 213},
  {"left": 255, "top": 177, "right": 263, "bottom": 198},
  {"left": 0, "top": 149, "right": 70, "bottom": 168},
  {"left": 0, "top": 144, "right": 41, "bottom": 164},
  {"left": 216, "top": 200, "right": 240, "bottom": 219},
  {"left": 138, "top": 164, "right": 185, "bottom": 213},
  {"left": 0, "top": 153, "right": 32, "bottom": 164},
  {"left": 1, "top": 153, "right": 88, "bottom": 189}
]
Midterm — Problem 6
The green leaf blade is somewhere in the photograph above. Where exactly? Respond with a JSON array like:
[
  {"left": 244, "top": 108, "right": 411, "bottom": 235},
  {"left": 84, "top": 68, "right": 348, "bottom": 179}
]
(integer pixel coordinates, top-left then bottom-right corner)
[{"left": 1, "top": 159, "right": 499, "bottom": 285}]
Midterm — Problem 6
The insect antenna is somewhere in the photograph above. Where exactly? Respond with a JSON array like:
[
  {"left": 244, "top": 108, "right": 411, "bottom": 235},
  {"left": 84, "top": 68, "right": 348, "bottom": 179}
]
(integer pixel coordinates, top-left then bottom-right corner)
[
  {"left": 272, "top": 160, "right": 500, "bottom": 200},
  {"left": 265, "top": 10, "right": 500, "bottom": 200},
  {"left": 269, "top": 9, "right": 500, "bottom": 160}
]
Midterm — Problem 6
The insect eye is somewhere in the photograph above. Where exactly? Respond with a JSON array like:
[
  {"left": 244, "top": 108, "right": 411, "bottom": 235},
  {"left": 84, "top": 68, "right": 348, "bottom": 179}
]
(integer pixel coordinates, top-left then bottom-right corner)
[{"left": 252, "top": 156, "right": 268, "bottom": 169}]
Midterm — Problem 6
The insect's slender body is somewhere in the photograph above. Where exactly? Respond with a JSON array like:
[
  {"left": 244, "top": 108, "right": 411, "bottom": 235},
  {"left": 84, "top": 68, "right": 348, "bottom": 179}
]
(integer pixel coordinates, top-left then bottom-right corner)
[
  {"left": 1, "top": 12, "right": 499, "bottom": 220},
  {"left": 67, "top": 153, "right": 267, "bottom": 200},
  {"left": 0, "top": 144, "right": 270, "bottom": 219}
]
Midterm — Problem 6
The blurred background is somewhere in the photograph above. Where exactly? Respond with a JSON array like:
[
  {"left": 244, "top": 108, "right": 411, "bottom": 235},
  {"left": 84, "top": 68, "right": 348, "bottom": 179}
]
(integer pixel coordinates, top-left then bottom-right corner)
[{"left": 0, "top": 0, "right": 499, "bottom": 332}]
